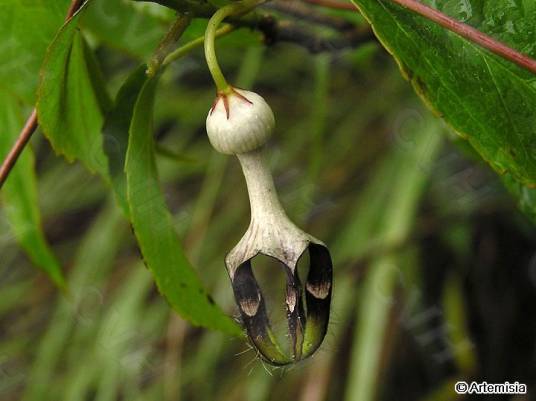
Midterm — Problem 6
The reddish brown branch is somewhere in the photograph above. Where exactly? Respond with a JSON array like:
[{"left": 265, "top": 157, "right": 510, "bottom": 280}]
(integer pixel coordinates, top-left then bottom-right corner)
[
  {"left": 0, "top": 111, "right": 38, "bottom": 188},
  {"left": 0, "top": 0, "right": 85, "bottom": 189},
  {"left": 66, "top": 0, "right": 85, "bottom": 19},
  {"left": 303, "top": 0, "right": 536, "bottom": 75}
]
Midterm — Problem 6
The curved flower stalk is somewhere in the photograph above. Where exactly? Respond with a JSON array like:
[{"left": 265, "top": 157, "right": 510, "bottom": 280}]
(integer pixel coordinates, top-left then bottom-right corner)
[{"left": 204, "top": 3, "right": 332, "bottom": 365}]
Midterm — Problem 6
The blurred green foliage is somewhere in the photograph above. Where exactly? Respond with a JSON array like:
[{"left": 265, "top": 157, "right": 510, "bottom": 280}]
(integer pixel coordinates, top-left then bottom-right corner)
[{"left": 0, "top": 1, "right": 535, "bottom": 400}]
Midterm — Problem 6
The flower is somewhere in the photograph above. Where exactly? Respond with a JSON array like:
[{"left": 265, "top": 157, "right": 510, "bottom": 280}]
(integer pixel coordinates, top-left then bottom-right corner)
[{"left": 206, "top": 89, "right": 332, "bottom": 365}]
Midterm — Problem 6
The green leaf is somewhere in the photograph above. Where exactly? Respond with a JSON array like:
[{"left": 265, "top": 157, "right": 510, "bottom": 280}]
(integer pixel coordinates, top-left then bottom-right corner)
[
  {"left": 125, "top": 74, "right": 242, "bottom": 336},
  {"left": 0, "top": 0, "right": 70, "bottom": 103},
  {"left": 81, "top": 0, "right": 169, "bottom": 59},
  {"left": 351, "top": 0, "right": 536, "bottom": 188},
  {"left": 0, "top": 90, "right": 65, "bottom": 288},
  {"left": 37, "top": 5, "right": 111, "bottom": 179},
  {"left": 103, "top": 65, "right": 149, "bottom": 215}
]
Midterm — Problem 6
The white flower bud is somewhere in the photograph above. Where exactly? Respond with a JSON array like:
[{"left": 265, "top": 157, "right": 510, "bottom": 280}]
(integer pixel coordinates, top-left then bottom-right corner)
[{"left": 206, "top": 88, "right": 275, "bottom": 155}]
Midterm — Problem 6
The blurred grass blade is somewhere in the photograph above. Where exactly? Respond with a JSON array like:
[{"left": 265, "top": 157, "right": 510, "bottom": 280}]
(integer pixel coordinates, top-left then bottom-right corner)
[
  {"left": 37, "top": 1, "right": 112, "bottom": 179},
  {"left": 346, "top": 254, "right": 398, "bottom": 401},
  {"left": 93, "top": 267, "right": 155, "bottom": 401},
  {"left": 307, "top": 54, "right": 330, "bottom": 184},
  {"left": 103, "top": 64, "right": 149, "bottom": 215},
  {"left": 344, "top": 118, "right": 443, "bottom": 401},
  {"left": 22, "top": 201, "right": 125, "bottom": 401},
  {"left": 335, "top": 115, "right": 443, "bottom": 263},
  {"left": 442, "top": 273, "right": 476, "bottom": 375},
  {"left": 0, "top": 90, "right": 65, "bottom": 288},
  {"left": 332, "top": 150, "right": 395, "bottom": 263},
  {"left": 125, "top": 75, "right": 242, "bottom": 336}
]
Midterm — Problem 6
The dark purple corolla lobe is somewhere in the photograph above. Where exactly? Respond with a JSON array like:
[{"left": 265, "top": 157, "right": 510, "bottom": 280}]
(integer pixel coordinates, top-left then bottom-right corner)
[{"left": 228, "top": 240, "right": 333, "bottom": 365}]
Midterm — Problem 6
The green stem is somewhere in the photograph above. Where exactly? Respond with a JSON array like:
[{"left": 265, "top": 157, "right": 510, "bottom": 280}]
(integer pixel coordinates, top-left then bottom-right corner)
[
  {"left": 147, "top": 14, "right": 192, "bottom": 77},
  {"left": 163, "top": 25, "right": 235, "bottom": 68},
  {"left": 204, "top": 1, "right": 261, "bottom": 92}
]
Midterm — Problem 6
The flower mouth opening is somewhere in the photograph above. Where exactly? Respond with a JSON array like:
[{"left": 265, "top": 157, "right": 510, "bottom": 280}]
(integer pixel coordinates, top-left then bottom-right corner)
[{"left": 229, "top": 243, "right": 333, "bottom": 365}]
